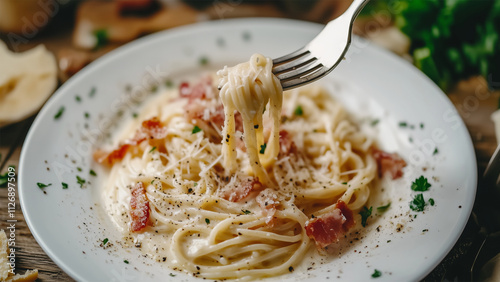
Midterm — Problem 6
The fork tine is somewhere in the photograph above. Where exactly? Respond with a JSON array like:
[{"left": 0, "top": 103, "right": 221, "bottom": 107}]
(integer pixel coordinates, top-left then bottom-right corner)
[
  {"left": 273, "top": 56, "right": 317, "bottom": 75},
  {"left": 273, "top": 48, "right": 309, "bottom": 65},
  {"left": 275, "top": 61, "right": 322, "bottom": 80},
  {"left": 280, "top": 65, "right": 329, "bottom": 90}
]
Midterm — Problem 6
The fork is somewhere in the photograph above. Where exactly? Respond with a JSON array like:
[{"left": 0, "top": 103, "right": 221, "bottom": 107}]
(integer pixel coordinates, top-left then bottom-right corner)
[
  {"left": 484, "top": 144, "right": 500, "bottom": 190},
  {"left": 272, "top": 0, "right": 370, "bottom": 90}
]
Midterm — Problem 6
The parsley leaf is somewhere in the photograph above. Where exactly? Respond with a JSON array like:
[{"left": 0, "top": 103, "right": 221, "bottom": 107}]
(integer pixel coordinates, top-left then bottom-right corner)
[
  {"left": 93, "top": 29, "right": 108, "bottom": 49},
  {"left": 294, "top": 105, "right": 303, "bottom": 116},
  {"left": 242, "top": 210, "right": 251, "bottom": 214},
  {"left": 359, "top": 206, "right": 372, "bottom": 227},
  {"left": 54, "top": 106, "right": 65, "bottom": 119},
  {"left": 411, "top": 176, "right": 431, "bottom": 191},
  {"left": 103, "top": 238, "right": 109, "bottom": 245},
  {"left": 371, "top": 269, "right": 382, "bottom": 278},
  {"left": 371, "top": 119, "right": 380, "bottom": 126},
  {"left": 89, "top": 169, "right": 97, "bottom": 176},
  {"left": 377, "top": 203, "right": 391, "bottom": 212},
  {"left": 199, "top": 56, "right": 209, "bottom": 66},
  {"left": 192, "top": 125, "right": 202, "bottom": 134},
  {"left": 62, "top": 182, "right": 68, "bottom": 189},
  {"left": 37, "top": 182, "right": 52, "bottom": 189},
  {"left": 149, "top": 147, "right": 157, "bottom": 153},
  {"left": 429, "top": 198, "right": 435, "bottom": 206},
  {"left": 410, "top": 193, "right": 426, "bottom": 212},
  {"left": 76, "top": 176, "right": 86, "bottom": 188},
  {"left": 259, "top": 143, "right": 267, "bottom": 154},
  {"left": 124, "top": 260, "right": 129, "bottom": 264},
  {"left": 205, "top": 218, "right": 210, "bottom": 224}
]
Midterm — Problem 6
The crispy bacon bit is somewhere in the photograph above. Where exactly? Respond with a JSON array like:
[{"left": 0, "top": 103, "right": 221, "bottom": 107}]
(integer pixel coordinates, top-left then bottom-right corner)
[
  {"left": 372, "top": 148, "right": 407, "bottom": 179},
  {"left": 256, "top": 188, "right": 279, "bottom": 225},
  {"left": 221, "top": 177, "right": 262, "bottom": 202},
  {"left": 94, "top": 117, "right": 167, "bottom": 165},
  {"left": 130, "top": 182, "right": 150, "bottom": 232},
  {"left": 279, "top": 130, "right": 297, "bottom": 155},
  {"left": 179, "top": 75, "right": 212, "bottom": 101},
  {"left": 305, "top": 201, "right": 354, "bottom": 248}
]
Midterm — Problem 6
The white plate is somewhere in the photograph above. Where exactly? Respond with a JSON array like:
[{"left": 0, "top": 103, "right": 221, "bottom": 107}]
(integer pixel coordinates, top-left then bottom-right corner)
[{"left": 19, "top": 18, "right": 477, "bottom": 282}]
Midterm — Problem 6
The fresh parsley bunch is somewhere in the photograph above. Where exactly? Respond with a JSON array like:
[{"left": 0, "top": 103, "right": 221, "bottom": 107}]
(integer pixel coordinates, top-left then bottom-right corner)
[{"left": 395, "top": 0, "right": 500, "bottom": 90}]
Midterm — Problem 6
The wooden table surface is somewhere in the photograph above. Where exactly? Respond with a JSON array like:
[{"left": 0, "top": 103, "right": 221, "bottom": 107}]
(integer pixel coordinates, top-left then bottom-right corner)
[{"left": 1, "top": 6, "right": 499, "bottom": 282}]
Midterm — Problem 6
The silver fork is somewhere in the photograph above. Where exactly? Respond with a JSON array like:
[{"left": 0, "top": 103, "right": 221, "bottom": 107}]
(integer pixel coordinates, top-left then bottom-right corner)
[
  {"left": 484, "top": 144, "right": 500, "bottom": 190},
  {"left": 272, "top": 0, "right": 370, "bottom": 90}
]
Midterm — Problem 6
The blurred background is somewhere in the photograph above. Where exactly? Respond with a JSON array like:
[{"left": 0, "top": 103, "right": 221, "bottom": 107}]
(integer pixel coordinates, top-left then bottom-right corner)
[{"left": 1, "top": 0, "right": 500, "bottom": 281}]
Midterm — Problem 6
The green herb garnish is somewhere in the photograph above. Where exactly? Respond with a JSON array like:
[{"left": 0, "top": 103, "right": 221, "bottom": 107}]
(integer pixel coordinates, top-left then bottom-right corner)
[
  {"left": 192, "top": 125, "right": 202, "bottom": 134},
  {"left": 371, "top": 119, "right": 380, "bottom": 126},
  {"left": 199, "top": 56, "right": 209, "bottom": 66},
  {"left": 165, "top": 80, "right": 174, "bottom": 88},
  {"left": 84, "top": 112, "right": 90, "bottom": 119},
  {"left": 54, "top": 106, "right": 65, "bottom": 119},
  {"left": 76, "top": 176, "right": 86, "bottom": 188},
  {"left": 103, "top": 238, "right": 109, "bottom": 245},
  {"left": 89, "top": 169, "right": 97, "bottom": 176},
  {"left": 75, "top": 95, "right": 82, "bottom": 102},
  {"left": 433, "top": 148, "right": 439, "bottom": 155},
  {"left": 37, "top": 182, "right": 52, "bottom": 189},
  {"left": 429, "top": 198, "right": 435, "bottom": 206},
  {"left": 359, "top": 206, "right": 372, "bottom": 227},
  {"left": 259, "top": 143, "right": 267, "bottom": 154},
  {"left": 93, "top": 29, "right": 108, "bottom": 49},
  {"left": 62, "top": 182, "right": 68, "bottom": 189},
  {"left": 124, "top": 260, "right": 129, "bottom": 264},
  {"left": 89, "top": 86, "right": 96, "bottom": 97},
  {"left": 242, "top": 210, "right": 251, "bottom": 214},
  {"left": 294, "top": 105, "right": 303, "bottom": 116},
  {"left": 77, "top": 167, "right": 82, "bottom": 172},
  {"left": 411, "top": 176, "right": 431, "bottom": 191},
  {"left": 410, "top": 193, "right": 426, "bottom": 212},
  {"left": 377, "top": 202, "right": 391, "bottom": 212},
  {"left": 398, "top": 121, "right": 408, "bottom": 127},
  {"left": 149, "top": 147, "right": 157, "bottom": 153},
  {"left": 169, "top": 273, "right": 176, "bottom": 277},
  {"left": 371, "top": 269, "right": 382, "bottom": 278},
  {"left": 205, "top": 218, "right": 210, "bottom": 224}
]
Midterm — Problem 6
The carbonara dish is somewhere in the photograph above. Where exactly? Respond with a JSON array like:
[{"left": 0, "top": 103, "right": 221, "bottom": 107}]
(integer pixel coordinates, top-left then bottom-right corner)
[{"left": 94, "top": 54, "right": 406, "bottom": 280}]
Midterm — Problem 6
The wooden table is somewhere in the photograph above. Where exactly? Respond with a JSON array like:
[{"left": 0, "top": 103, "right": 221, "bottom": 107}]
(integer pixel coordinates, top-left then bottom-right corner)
[{"left": 1, "top": 9, "right": 499, "bottom": 282}]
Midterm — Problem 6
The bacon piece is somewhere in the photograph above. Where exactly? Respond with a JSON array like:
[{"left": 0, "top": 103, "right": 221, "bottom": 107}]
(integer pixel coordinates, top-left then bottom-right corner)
[
  {"left": 130, "top": 182, "right": 150, "bottom": 232},
  {"left": 305, "top": 201, "right": 354, "bottom": 248},
  {"left": 179, "top": 75, "right": 213, "bottom": 101},
  {"left": 279, "top": 130, "right": 297, "bottom": 155},
  {"left": 94, "top": 117, "right": 167, "bottom": 165},
  {"left": 372, "top": 148, "right": 407, "bottom": 179},
  {"left": 256, "top": 188, "right": 279, "bottom": 225},
  {"left": 221, "top": 177, "right": 262, "bottom": 202}
]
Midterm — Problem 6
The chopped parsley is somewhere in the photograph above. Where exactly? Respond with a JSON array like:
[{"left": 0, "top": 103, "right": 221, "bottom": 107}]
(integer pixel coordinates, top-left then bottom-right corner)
[
  {"left": 54, "top": 106, "right": 65, "bottom": 119},
  {"left": 259, "top": 143, "right": 267, "bottom": 154},
  {"left": 242, "top": 210, "right": 251, "bottom": 214},
  {"left": 84, "top": 112, "right": 90, "bottom": 119},
  {"left": 89, "top": 169, "right": 97, "bottom": 176},
  {"left": 376, "top": 202, "right": 391, "bottom": 212},
  {"left": 433, "top": 147, "right": 439, "bottom": 155},
  {"left": 123, "top": 260, "right": 129, "bottom": 264},
  {"left": 294, "top": 105, "right": 303, "bottom": 116},
  {"left": 411, "top": 176, "right": 431, "bottom": 191},
  {"left": 371, "top": 269, "right": 382, "bottom": 278},
  {"left": 149, "top": 147, "right": 157, "bottom": 153},
  {"left": 169, "top": 273, "right": 176, "bottom": 277},
  {"left": 102, "top": 238, "right": 109, "bottom": 245},
  {"left": 359, "top": 206, "right": 372, "bottom": 227},
  {"left": 410, "top": 193, "right": 426, "bottom": 212},
  {"left": 77, "top": 167, "right": 82, "bottom": 172},
  {"left": 132, "top": 112, "right": 138, "bottom": 118},
  {"left": 341, "top": 182, "right": 348, "bottom": 185},
  {"left": 93, "top": 29, "right": 108, "bottom": 49},
  {"left": 89, "top": 86, "right": 96, "bottom": 97},
  {"left": 398, "top": 121, "right": 408, "bottom": 127},
  {"left": 37, "top": 182, "right": 52, "bottom": 189},
  {"left": 165, "top": 80, "right": 174, "bottom": 88},
  {"left": 76, "top": 176, "right": 86, "bottom": 188},
  {"left": 429, "top": 198, "right": 435, "bottom": 206},
  {"left": 371, "top": 119, "right": 380, "bottom": 126},
  {"left": 194, "top": 182, "right": 198, "bottom": 187},
  {"left": 199, "top": 56, "right": 209, "bottom": 66},
  {"left": 62, "top": 182, "right": 68, "bottom": 189},
  {"left": 205, "top": 218, "right": 210, "bottom": 224},
  {"left": 75, "top": 95, "right": 82, "bottom": 102},
  {"left": 192, "top": 125, "right": 202, "bottom": 134}
]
